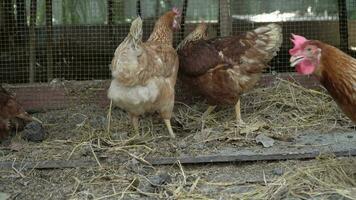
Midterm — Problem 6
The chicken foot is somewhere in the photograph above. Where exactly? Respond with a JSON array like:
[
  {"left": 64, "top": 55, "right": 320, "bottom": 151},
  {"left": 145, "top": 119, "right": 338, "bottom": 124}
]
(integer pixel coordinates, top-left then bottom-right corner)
[
  {"left": 235, "top": 99, "right": 245, "bottom": 125},
  {"left": 163, "top": 119, "right": 175, "bottom": 138}
]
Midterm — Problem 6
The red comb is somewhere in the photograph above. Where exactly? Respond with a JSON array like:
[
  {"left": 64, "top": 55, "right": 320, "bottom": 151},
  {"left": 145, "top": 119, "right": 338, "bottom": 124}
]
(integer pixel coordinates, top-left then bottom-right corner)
[
  {"left": 172, "top": 7, "right": 181, "bottom": 16},
  {"left": 289, "top": 34, "right": 308, "bottom": 55}
]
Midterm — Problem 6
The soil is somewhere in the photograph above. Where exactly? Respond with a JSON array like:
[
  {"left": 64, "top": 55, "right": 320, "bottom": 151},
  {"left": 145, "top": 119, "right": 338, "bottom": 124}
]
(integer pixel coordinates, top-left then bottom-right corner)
[{"left": 0, "top": 83, "right": 355, "bottom": 200}]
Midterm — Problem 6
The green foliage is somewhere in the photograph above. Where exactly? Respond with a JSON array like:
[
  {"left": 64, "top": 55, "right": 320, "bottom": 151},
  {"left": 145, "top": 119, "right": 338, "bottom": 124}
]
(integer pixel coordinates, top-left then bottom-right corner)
[{"left": 21, "top": 0, "right": 356, "bottom": 25}]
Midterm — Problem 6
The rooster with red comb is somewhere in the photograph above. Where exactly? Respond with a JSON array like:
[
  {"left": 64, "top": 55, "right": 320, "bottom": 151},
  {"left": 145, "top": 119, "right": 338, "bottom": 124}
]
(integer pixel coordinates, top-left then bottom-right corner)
[{"left": 289, "top": 34, "right": 356, "bottom": 123}]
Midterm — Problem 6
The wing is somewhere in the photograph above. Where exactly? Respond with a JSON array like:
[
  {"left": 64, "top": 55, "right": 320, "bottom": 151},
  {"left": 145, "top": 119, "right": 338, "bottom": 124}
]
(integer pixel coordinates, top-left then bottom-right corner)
[
  {"left": 112, "top": 42, "right": 179, "bottom": 86},
  {"left": 178, "top": 23, "right": 282, "bottom": 77},
  {"left": 178, "top": 40, "right": 229, "bottom": 76}
]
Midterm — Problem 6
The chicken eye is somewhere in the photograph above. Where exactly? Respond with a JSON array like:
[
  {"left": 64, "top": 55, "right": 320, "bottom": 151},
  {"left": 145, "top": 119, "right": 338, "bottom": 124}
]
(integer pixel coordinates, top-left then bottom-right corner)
[{"left": 306, "top": 47, "right": 312, "bottom": 52}]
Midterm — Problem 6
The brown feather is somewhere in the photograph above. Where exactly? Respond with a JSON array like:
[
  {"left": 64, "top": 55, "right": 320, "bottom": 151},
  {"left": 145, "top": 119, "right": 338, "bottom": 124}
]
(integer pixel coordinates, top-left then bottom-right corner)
[
  {"left": 177, "top": 23, "right": 282, "bottom": 105},
  {"left": 312, "top": 42, "right": 356, "bottom": 123},
  {"left": 0, "top": 85, "right": 31, "bottom": 140}
]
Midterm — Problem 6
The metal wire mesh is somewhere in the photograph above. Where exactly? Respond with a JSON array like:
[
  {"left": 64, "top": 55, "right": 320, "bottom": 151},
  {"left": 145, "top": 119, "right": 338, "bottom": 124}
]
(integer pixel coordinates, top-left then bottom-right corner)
[{"left": 0, "top": 0, "right": 355, "bottom": 84}]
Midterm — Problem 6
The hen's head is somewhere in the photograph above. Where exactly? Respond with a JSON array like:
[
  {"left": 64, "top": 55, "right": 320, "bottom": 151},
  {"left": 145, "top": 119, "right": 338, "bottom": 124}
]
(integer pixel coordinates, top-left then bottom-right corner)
[
  {"left": 289, "top": 34, "right": 322, "bottom": 75},
  {"left": 191, "top": 22, "right": 208, "bottom": 40},
  {"left": 0, "top": 92, "right": 33, "bottom": 121},
  {"left": 157, "top": 7, "right": 181, "bottom": 31},
  {"left": 176, "top": 22, "right": 208, "bottom": 50}
]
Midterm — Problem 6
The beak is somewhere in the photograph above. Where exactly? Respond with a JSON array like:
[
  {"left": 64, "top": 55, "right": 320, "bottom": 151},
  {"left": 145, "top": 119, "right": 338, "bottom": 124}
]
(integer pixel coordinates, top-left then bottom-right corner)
[
  {"left": 16, "top": 112, "right": 43, "bottom": 124},
  {"left": 290, "top": 55, "right": 304, "bottom": 67},
  {"left": 175, "top": 21, "right": 181, "bottom": 30}
]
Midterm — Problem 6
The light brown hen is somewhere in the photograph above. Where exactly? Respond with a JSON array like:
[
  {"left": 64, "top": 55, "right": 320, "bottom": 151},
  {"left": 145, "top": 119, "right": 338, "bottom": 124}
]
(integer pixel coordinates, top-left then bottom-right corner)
[{"left": 108, "top": 8, "right": 181, "bottom": 138}]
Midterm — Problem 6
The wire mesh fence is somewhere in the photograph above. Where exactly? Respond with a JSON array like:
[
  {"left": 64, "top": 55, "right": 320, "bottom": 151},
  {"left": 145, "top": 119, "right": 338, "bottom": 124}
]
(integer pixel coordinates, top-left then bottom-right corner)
[{"left": 0, "top": 0, "right": 355, "bottom": 84}]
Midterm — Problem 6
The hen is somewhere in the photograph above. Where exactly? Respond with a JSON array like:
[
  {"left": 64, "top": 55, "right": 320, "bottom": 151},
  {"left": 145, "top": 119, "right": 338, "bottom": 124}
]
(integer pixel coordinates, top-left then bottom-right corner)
[
  {"left": 289, "top": 34, "right": 356, "bottom": 123},
  {"left": 0, "top": 85, "right": 34, "bottom": 139},
  {"left": 177, "top": 23, "right": 283, "bottom": 123},
  {"left": 108, "top": 8, "right": 181, "bottom": 138}
]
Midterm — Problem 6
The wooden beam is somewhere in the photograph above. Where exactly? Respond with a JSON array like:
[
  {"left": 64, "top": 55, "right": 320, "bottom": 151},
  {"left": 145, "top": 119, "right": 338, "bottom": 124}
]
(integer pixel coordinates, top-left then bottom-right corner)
[
  {"left": 146, "top": 149, "right": 356, "bottom": 165},
  {"left": 219, "top": 0, "right": 232, "bottom": 37},
  {"left": 179, "top": 0, "right": 189, "bottom": 41},
  {"left": 107, "top": 0, "right": 113, "bottom": 25},
  {"left": 338, "top": 0, "right": 349, "bottom": 52},
  {"left": 2, "top": 73, "right": 321, "bottom": 112},
  {"left": 0, "top": 159, "right": 98, "bottom": 170},
  {"left": 136, "top": 0, "right": 141, "bottom": 17},
  {"left": 0, "top": 148, "right": 355, "bottom": 169},
  {"left": 45, "top": 0, "right": 54, "bottom": 82},
  {"left": 29, "top": 0, "right": 37, "bottom": 83}
]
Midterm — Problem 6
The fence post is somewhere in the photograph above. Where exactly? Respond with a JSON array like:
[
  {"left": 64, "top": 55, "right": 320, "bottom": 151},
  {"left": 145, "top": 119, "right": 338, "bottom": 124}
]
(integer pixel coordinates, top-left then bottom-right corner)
[
  {"left": 338, "top": 0, "right": 349, "bottom": 52},
  {"left": 179, "top": 0, "right": 188, "bottom": 42},
  {"left": 46, "top": 0, "right": 54, "bottom": 82},
  {"left": 136, "top": 0, "right": 141, "bottom": 17},
  {"left": 29, "top": 0, "right": 37, "bottom": 83},
  {"left": 219, "top": 0, "right": 232, "bottom": 37},
  {"left": 107, "top": 0, "right": 113, "bottom": 25}
]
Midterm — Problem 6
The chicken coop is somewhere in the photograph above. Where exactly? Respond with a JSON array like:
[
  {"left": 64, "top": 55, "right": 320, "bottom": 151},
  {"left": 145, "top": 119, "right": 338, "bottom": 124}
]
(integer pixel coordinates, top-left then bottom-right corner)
[
  {"left": 1, "top": 0, "right": 355, "bottom": 110},
  {"left": 1, "top": 1, "right": 356, "bottom": 199}
]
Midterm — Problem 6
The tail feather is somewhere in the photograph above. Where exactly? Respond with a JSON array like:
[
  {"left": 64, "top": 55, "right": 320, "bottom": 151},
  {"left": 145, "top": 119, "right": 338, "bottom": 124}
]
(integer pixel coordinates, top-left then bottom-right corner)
[
  {"left": 239, "top": 23, "right": 282, "bottom": 74},
  {"left": 126, "top": 16, "right": 143, "bottom": 48},
  {"left": 251, "top": 23, "right": 283, "bottom": 61},
  {"left": 110, "top": 16, "right": 143, "bottom": 83}
]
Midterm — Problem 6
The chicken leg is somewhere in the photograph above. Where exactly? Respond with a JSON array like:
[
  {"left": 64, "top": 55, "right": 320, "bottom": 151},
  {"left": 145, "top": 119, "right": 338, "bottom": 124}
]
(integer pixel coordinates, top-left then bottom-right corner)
[
  {"left": 235, "top": 99, "right": 245, "bottom": 125},
  {"left": 164, "top": 119, "right": 175, "bottom": 138},
  {"left": 129, "top": 114, "right": 140, "bottom": 134}
]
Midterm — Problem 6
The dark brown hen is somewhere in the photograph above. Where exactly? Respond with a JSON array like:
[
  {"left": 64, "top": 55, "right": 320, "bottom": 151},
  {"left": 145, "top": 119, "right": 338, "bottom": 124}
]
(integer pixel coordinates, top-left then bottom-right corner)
[
  {"left": 177, "top": 23, "right": 283, "bottom": 123},
  {"left": 0, "top": 85, "right": 34, "bottom": 140}
]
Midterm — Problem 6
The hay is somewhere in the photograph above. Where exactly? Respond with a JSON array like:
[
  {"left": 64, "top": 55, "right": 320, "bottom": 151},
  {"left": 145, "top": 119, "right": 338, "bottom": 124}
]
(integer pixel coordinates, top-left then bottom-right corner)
[
  {"left": 41, "top": 78, "right": 356, "bottom": 160},
  {"left": 2, "top": 77, "right": 355, "bottom": 200},
  {"left": 241, "top": 157, "right": 356, "bottom": 200},
  {"left": 242, "top": 78, "right": 353, "bottom": 135},
  {"left": 2, "top": 78, "right": 353, "bottom": 162}
]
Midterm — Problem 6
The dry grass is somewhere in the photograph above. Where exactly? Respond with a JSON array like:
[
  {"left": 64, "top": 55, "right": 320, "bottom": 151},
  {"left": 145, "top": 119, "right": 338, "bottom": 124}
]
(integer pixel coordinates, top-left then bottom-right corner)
[
  {"left": 243, "top": 78, "right": 352, "bottom": 132},
  {"left": 1, "top": 79, "right": 355, "bottom": 199},
  {"left": 2, "top": 78, "right": 353, "bottom": 162},
  {"left": 103, "top": 77, "right": 352, "bottom": 150},
  {"left": 241, "top": 157, "right": 356, "bottom": 200}
]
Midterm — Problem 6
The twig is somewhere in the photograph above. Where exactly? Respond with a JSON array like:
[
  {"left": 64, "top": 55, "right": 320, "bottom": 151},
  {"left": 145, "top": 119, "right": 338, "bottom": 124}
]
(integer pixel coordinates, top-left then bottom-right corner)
[
  {"left": 263, "top": 170, "right": 267, "bottom": 186},
  {"left": 90, "top": 144, "right": 102, "bottom": 169},
  {"left": 12, "top": 159, "right": 25, "bottom": 178},
  {"left": 67, "top": 142, "right": 87, "bottom": 160},
  {"left": 118, "top": 148, "right": 153, "bottom": 167},
  {"left": 189, "top": 176, "right": 201, "bottom": 193},
  {"left": 177, "top": 160, "right": 187, "bottom": 185},
  {"left": 119, "top": 178, "right": 136, "bottom": 200},
  {"left": 70, "top": 177, "right": 82, "bottom": 196},
  {"left": 107, "top": 100, "right": 113, "bottom": 135}
]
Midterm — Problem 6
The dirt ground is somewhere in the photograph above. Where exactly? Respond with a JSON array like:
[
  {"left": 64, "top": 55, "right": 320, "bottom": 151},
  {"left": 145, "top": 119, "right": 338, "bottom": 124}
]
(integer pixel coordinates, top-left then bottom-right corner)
[{"left": 0, "top": 80, "right": 355, "bottom": 199}]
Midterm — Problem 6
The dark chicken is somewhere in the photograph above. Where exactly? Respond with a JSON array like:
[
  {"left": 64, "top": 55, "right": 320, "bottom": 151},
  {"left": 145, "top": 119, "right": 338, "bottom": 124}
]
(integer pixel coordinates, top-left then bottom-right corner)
[
  {"left": 177, "top": 23, "right": 283, "bottom": 123},
  {"left": 0, "top": 85, "right": 34, "bottom": 140}
]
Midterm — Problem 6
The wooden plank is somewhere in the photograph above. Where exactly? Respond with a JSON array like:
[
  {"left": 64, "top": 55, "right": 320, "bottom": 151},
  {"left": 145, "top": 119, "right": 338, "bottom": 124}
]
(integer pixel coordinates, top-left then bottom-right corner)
[
  {"left": 145, "top": 149, "right": 356, "bottom": 165},
  {"left": 0, "top": 148, "right": 355, "bottom": 170},
  {"left": 2, "top": 73, "right": 321, "bottom": 112},
  {"left": 0, "top": 159, "right": 97, "bottom": 170}
]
